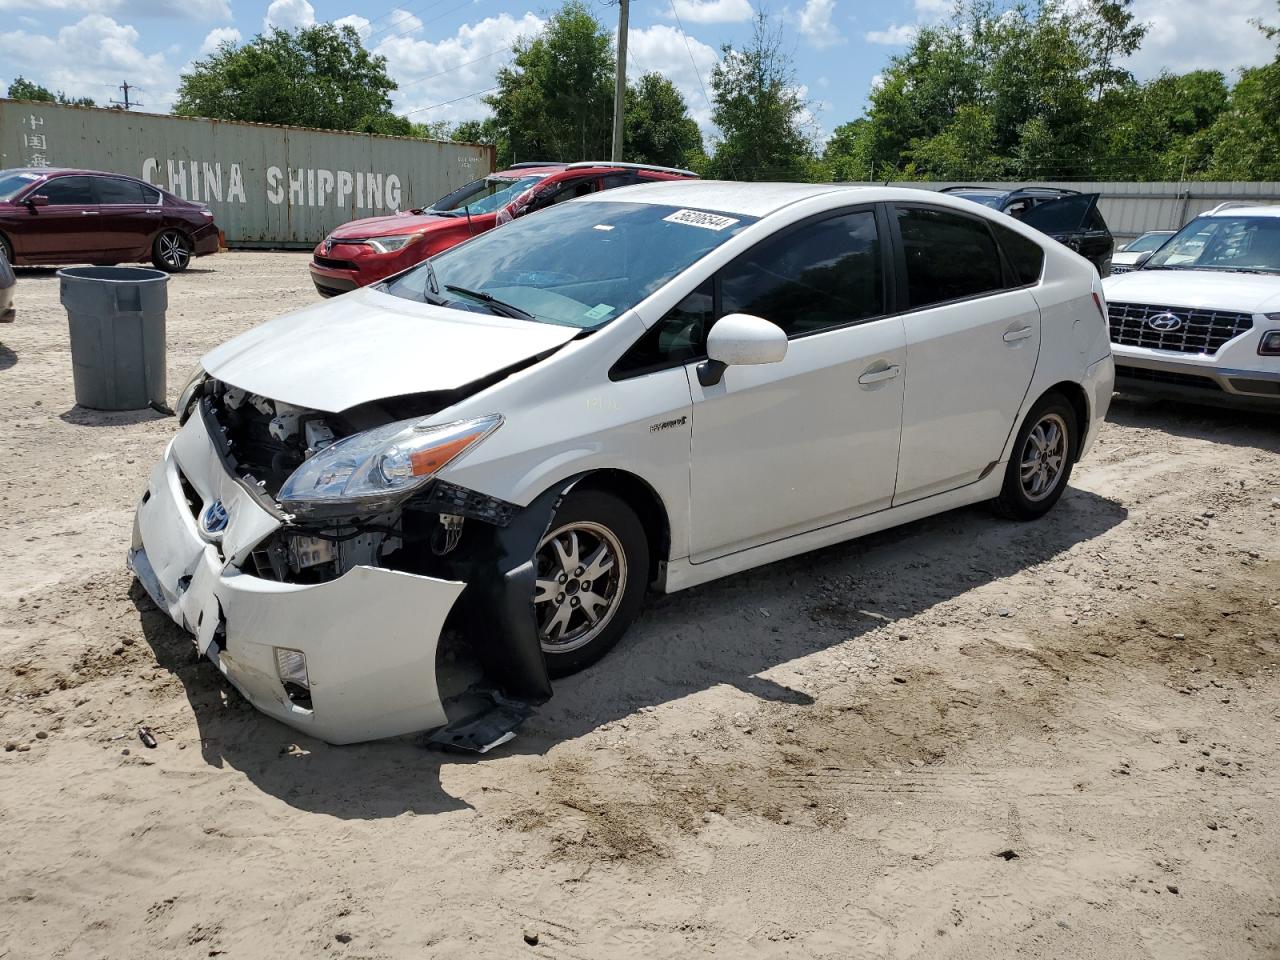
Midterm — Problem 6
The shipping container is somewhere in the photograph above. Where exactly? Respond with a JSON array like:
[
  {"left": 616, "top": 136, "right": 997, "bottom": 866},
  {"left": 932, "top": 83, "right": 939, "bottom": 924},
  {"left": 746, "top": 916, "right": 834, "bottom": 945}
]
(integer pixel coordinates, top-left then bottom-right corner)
[{"left": 0, "top": 99, "right": 495, "bottom": 248}]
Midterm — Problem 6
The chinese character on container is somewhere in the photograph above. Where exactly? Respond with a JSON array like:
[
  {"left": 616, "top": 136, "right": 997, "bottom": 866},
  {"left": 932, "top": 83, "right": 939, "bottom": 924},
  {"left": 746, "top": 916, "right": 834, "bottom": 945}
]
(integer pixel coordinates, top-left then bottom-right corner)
[
  {"left": 23, "top": 114, "right": 45, "bottom": 129},
  {"left": 24, "top": 133, "right": 47, "bottom": 150},
  {"left": 29, "top": 153, "right": 49, "bottom": 167}
]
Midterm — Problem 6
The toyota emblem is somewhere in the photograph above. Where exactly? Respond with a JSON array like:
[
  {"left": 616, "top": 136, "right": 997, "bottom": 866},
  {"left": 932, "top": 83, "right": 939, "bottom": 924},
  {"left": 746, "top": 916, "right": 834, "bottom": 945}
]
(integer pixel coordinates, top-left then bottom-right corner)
[
  {"left": 1145, "top": 311, "right": 1183, "bottom": 332},
  {"left": 200, "top": 499, "right": 229, "bottom": 539},
  {"left": 323, "top": 237, "right": 334, "bottom": 255}
]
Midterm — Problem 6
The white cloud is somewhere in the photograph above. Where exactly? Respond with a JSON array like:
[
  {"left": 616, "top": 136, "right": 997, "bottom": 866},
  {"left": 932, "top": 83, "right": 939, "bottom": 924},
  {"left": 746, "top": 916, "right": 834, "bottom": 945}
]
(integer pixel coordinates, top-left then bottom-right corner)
[
  {"left": 1125, "top": 0, "right": 1274, "bottom": 80},
  {"left": 0, "top": 14, "right": 174, "bottom": 108},
  {"left": 264, "top": 0, "right": 315, "bottom": 32},
  {"left": 333, "top": 14, "right": 371, "bottom": 39},
  {"left": 798, "top": 0, "right": 843, "bottom": 48},
  {"left": 369, "top": 8, "right": 424, "bottom": 40},
  {"left": 628, "top": 23, "right": 719, "bottom": 136},
  {"left": 0, "top": 0, "right": 230, "bottom": 19},
  {"left": 865, "top": 23, "right": 917, "bottom": 45},
  {"left": 664, "top": 0, "right": 753, "bottom": 25},
  {"left": 375, "top": 12, "right": 544, "bottom": 126},
  {"left": 199, "top": 25, "right": 240, "bottom": 55}
]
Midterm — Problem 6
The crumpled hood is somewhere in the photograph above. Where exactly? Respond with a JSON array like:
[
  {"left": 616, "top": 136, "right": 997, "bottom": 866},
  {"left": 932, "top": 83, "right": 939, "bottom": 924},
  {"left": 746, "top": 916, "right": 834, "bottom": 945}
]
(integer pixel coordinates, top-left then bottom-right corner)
[
  {"left": 1103, "top": 269, "right": 1280, "bottom": 314},
  {"left": 201, "top": 286, "right": 577, "bottom": 412},
  {"left": 328, "top": 210, "right": 451, "bottom": 239}
]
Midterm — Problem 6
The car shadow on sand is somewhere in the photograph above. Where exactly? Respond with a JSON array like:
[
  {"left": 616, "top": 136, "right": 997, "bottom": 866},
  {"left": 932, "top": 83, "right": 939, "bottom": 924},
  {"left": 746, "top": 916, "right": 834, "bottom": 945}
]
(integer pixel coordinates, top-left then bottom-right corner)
[
  {"left": 1108, "top": 394, "right": 1279, "bottom": 451},
  {"left": 135, "top": 485, "right": 1127, "bottom": 820}
]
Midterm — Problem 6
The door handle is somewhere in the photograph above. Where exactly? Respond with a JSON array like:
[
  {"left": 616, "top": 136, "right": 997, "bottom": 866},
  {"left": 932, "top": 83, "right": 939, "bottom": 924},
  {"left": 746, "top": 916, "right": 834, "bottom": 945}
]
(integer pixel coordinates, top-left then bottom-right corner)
[
  {"left": 145, "top": 209, "right": 162, "bottom": 214},
  {"left": 1003, "top": 326, "right": 1035, "bottom": 343},
  {"left": 81, "top": 210, "right": 99, "bottom": 216},
  {"left": 858, "top": 363, "right": 901, "bottom": 385}
]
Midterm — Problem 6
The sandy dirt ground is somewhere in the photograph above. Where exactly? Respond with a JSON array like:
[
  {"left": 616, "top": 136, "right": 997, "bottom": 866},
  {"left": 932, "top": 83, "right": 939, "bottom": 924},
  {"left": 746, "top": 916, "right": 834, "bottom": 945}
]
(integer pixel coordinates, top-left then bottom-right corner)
[{"left": 1, "top": 252, "right": 1278, "bottom": 960}]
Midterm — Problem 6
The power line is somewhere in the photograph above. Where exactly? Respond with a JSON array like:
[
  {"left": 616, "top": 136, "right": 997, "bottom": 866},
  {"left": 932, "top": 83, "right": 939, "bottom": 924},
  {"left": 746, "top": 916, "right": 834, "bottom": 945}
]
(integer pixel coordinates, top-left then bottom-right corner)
[
  {"left": 393, "top": 46, "right": 511, "bottom": 92},
  {"left": 109, "top": 81, "right": 142, "bottom": 110},
  {"left": 401, "top": 85, "right": 500, "bottom": 118},
  {"left": 667, "top": 0, "right": 713, "bottom": 115}
]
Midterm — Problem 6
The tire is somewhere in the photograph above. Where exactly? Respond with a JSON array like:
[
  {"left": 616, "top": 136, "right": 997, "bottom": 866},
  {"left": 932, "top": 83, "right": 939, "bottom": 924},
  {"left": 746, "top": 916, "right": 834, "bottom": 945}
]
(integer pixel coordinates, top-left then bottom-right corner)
[
  {"left": 534, "top": 488, "right": 649, "bottom": 677},
  {"left": 993, "top": 391, "right": 1078, "bottom": 520},
  {"left": 0, "top": 234, "right": 12, "bottom": 264},
  {"left": 151, "top": 229, "right": 192, "bottom": 272}
]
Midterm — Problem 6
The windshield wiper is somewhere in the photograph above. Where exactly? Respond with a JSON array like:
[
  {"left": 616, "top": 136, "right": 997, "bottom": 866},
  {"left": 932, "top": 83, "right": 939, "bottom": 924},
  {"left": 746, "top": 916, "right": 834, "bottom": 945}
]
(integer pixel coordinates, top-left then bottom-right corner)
[{"left": 444, "top": 284, "right": 535, "bottom": 321}]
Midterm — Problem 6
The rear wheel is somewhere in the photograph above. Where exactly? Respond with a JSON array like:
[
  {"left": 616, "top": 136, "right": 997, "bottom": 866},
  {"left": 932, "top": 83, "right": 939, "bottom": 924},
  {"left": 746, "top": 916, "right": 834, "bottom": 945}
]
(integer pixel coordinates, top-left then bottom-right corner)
[
  {"left": 534, "top": 489, "right": 649, "bottom": 677},
  {"left": 152, "top": 230, "right": 191, "bottom": 272},
  {"left": 0, "top": 234, "right": 12, "bottom": 264},
  {"left": 993, "top": 392, "right": 1078, "bottom": 520}
]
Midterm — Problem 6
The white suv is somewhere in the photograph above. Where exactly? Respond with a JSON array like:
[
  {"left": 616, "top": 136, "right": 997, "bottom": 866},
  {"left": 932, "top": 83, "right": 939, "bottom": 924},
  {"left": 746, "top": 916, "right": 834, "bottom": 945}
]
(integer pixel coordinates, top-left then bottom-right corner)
[{"left": 1103, "top": 204, "right": 1280, "bottom": 407}]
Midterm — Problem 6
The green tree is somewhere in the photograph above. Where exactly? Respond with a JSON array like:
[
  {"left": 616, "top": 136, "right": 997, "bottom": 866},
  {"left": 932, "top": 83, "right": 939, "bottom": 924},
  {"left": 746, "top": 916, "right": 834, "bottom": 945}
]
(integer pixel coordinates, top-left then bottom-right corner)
[
  {"left": 174, "top": 25, "right": 401, "bottom": 131},
  {"left": 1202, "top": 5, "right": 1280, "bottom": 179},
  {"left": 706, "top": 14, "right": 815, "bottom": 181},
  {"left": 7, "top": 76, "right": 95, "bottom": 107},
  {"left": 624, "top": 73, "right": 703, "bottom": 168},
  {"left": 485, "top": 0, "right": 615, "bottom": 166}
]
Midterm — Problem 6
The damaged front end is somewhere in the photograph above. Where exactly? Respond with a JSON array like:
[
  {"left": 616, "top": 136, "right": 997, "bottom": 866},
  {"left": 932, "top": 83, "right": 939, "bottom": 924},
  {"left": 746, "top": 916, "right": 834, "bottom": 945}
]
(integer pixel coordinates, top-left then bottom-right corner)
[{"left": 129, "top": 378, "right": 562, "bottom": 748}]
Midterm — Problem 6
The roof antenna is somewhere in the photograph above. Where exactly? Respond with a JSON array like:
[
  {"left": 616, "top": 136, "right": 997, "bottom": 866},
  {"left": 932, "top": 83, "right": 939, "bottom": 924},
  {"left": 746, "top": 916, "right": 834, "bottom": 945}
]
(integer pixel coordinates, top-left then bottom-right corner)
[{"left": 464, "top": 203, "right": 474, "bottom": 236}]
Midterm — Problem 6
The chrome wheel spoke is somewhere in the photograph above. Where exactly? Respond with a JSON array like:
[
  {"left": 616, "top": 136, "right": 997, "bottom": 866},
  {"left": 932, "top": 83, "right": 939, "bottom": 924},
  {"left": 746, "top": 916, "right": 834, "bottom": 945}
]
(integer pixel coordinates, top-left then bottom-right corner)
[
  {"left": 581, "top": 541, "right": 613, "bottom": 581},
  {"left": 545, "top": 601, "right": 573, "bottom": 641},
  {"left": 534, "top": 578, "right": 560, "bottom": 603},
  {"left": 552, "top": 530, "right": 579, "bottom": 575},
  {"left": 579, "top": 590, "right": 610, "bottom": 625}
]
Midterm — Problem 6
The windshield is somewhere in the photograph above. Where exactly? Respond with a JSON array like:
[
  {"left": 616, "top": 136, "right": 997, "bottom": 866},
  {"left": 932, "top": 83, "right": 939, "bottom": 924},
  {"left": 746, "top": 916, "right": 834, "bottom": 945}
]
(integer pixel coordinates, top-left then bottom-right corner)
[
  {"left": 1122, "top": 232, "right": 1172, "bottom": 253},
  {"left": 948, "top": 192, "right": 1003, "bottom": 208},
  {"left": 428, "top": 175, "right": 545, "bottom": 215},
  {"left": 1146, "top": 216, "right": 1280, "bottom": 274},
  {"left": 0, "top": 170, "right": 41, "bottom": 201},
  {"left": 384, "top": 200, "right": 758, "bottom": 328}
]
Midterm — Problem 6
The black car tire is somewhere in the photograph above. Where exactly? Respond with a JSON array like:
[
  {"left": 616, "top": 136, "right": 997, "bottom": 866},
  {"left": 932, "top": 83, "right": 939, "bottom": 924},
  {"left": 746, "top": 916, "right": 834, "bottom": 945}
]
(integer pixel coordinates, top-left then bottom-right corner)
[
  {"left": 152, "top": 230, "right": 192, "bottom": 272},
  {"left": 993, "top": 392, "right": 1078, "bottom": 520},
  {"left": 535, "top": 489, "right": 649, "bottom": 677},
  {"left": 0, "top": 234, "right": 12, "bottom": 264}
]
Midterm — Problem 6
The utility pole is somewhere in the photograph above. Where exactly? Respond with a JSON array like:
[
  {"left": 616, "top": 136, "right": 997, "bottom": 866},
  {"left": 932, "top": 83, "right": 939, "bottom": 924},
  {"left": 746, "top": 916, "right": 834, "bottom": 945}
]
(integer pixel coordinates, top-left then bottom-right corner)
[
  {"left": 110, "top": 81, "right": 142, "bottom": 110},
  {"left": 610, "top": 0, "right": 629, "bottom": 162}
]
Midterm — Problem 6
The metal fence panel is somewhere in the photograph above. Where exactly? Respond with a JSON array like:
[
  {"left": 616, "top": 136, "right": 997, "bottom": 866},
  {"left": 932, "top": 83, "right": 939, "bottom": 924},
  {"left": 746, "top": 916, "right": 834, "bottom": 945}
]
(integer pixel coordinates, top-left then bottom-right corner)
[
  {"left": 848, "top": 180, "right": 1280, "bottom": 240},
  {"left": 0, "top": 99, "right": 494, "bottom": 247}
]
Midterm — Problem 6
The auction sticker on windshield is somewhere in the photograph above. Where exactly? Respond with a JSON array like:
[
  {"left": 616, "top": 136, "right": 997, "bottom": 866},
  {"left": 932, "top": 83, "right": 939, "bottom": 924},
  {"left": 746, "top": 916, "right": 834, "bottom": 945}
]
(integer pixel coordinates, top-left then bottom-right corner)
[{"left": 663, "top": 209, "right": 741, "bottom": 231}]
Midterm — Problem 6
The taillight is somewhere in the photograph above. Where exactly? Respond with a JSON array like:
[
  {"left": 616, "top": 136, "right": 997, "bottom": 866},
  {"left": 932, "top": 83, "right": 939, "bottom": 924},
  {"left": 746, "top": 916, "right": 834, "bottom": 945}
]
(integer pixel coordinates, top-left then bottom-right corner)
[{"left": 200, "top": 209, "right": 214, "bottom": 219}]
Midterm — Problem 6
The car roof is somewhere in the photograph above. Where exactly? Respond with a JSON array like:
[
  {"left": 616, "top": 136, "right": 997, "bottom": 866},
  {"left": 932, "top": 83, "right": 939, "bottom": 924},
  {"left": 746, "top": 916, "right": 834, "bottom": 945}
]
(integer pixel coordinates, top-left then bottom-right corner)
[
  {"left": 493, "top": 165, "right": 566, "bottom": 177},
  {"left": 583, "top": 180, "right": 860, "bottom": 217},
  {"left": 2, "top": 167, "right": 145, "bottom": 179},
  {"left": 1204, "top": 204, "right": 1280, "bottom": 218},
  {"left": 941, "top": 185, "right": 1079, "bottom": 199}
]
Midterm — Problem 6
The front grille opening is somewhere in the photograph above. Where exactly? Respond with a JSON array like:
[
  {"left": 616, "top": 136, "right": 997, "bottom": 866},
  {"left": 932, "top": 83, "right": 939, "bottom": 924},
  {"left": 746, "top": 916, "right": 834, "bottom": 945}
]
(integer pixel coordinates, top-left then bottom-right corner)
[
  {"left": 1115, "top": 365, "right": 1222, "bottom": 391},
  {"left": 1108, "top": 302, "right": 1253, "bottom": 355},
  {"left": 1227, "top": 378, "right": 1280, "bottom": 397},
  {"left": 178, "top": 471, "right": 202, "bottom": 521},
  {"left": 312, "top": 254, "right": 358, "bottom": 271}
]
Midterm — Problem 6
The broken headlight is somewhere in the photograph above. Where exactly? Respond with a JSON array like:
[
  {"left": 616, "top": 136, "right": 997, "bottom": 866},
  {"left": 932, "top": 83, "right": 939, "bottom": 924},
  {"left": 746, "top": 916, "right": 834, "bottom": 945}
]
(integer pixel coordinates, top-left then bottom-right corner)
[{"left": 278, "top": 414, "right": 502, "bottom": 518}]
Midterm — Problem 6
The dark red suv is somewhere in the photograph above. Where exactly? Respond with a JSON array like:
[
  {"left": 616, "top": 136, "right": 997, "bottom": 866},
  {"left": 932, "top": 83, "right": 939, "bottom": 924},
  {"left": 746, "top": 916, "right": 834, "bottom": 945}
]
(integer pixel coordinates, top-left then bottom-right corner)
[
  {"left": 0, "top": 168, "right": 221, "bottom": 272},
  {"left": 309, "top": 161, "right": 697, "bottom": 297}
]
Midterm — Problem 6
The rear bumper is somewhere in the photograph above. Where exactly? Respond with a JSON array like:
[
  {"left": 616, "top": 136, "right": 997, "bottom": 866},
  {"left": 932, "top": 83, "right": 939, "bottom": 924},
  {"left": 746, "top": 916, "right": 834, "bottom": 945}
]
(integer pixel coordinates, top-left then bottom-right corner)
[
  {"left": 192, "top": 222, "right": 221, "bottom": 257},
  {"left": 1079, "top": 353, "right": 1114, "bottom": 460},
  {"left": 128, "top": 410, "right": 467, "bottom": 744}
]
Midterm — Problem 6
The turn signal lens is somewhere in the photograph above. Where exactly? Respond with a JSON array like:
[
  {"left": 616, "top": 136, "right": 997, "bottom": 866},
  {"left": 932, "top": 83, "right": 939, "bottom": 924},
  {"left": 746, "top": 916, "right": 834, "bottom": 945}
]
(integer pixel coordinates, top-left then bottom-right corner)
[{"left": 274, "top": 648, "right": 310, "bottom": 689}]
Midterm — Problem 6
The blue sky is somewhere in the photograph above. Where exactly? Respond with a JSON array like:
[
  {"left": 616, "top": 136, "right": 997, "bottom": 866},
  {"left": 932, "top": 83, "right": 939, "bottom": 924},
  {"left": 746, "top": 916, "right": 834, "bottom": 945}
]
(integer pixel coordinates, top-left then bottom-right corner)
[{"left": 0, "top": 0, "right": 1275, "bottom": 147}]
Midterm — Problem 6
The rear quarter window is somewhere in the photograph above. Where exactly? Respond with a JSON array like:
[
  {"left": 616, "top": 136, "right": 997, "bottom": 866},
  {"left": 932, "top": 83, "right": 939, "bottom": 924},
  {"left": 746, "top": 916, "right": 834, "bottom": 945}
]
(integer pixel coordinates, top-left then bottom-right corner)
[{"left": 990, "top": 221, "right": 1045, "bottom": 286}]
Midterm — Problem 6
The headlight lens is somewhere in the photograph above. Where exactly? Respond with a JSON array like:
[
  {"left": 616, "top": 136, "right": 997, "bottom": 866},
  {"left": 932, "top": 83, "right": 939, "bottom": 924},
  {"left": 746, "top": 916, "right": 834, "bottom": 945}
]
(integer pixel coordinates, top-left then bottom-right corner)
[
  {"left": 366, "top": 234, "right": 421, "bottom": 254},
  {"left": 176, "top": 363, "right": 207, "bottom": 424},
  {"left": 278, "top": 413, "right": 502, "bottom": 517},
  {"left": 1259, "top": 325, "right": 1280, "bottom": 356}
]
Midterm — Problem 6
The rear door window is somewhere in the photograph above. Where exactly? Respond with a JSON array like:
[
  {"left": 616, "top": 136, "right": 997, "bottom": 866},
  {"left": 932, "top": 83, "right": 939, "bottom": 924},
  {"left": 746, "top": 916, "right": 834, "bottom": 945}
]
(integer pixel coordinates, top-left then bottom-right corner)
[
  {"left": 895, "top": 206, "right": 1004, "bottom": 307},
  {"left": 38, "top": 176, "right": 96, "bottom": 205},
  {"left": 95, "top": 177, "right": 147, "bottom": 204}
]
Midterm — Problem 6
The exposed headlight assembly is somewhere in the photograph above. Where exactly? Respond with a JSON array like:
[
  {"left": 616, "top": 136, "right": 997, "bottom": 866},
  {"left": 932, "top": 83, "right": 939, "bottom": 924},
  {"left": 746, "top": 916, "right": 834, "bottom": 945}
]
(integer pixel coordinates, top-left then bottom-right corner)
[
  {"left": 176, "top": 363, "right": 207, "bottom": 424},
  {"left": 278, "top": 414, "right": 502, "bottom": 518},
  {"left": 366, "top": 234, "right": 421, "bottom": 254}
]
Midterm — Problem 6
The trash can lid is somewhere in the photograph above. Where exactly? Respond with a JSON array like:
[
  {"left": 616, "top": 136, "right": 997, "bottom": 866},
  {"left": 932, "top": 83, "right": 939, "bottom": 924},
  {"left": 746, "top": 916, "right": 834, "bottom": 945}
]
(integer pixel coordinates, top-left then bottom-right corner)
[{"left": 57, "top": 266, "right": 169, "bottom": 283}]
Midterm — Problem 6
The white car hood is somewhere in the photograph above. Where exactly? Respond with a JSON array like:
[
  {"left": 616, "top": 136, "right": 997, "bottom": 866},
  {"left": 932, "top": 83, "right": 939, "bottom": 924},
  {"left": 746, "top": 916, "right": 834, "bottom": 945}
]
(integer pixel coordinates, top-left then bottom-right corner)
[
  {"left": 201, "top": 286, "right": 577, "bottom": 412},
  {"left": 1103, "top": 269, "right": 1280, "bottom": 315}
]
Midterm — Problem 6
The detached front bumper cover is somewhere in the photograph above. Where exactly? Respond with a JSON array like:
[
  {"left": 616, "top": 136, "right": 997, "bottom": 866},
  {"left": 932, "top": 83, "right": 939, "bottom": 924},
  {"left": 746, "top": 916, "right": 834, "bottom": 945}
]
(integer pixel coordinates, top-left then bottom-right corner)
[{"left": 128, "top": 410, "right": 468, "bottom": 744}]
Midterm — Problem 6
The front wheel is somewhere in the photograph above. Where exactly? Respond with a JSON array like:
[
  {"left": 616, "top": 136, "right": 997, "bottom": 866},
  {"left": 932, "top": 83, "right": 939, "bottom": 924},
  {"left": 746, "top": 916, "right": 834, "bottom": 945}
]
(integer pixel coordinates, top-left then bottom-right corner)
[
  {"left": 534, "top": 489, "right": 649, "bottom": 677},
  {"left": 0, "top": 234, "right": 12, "bottom": 264},
  {"left": 993, "top": 392, "right": 1078, "bottom": 520},
  {"left": 152, "top": 230, "right": 191, "bottom": 272}
]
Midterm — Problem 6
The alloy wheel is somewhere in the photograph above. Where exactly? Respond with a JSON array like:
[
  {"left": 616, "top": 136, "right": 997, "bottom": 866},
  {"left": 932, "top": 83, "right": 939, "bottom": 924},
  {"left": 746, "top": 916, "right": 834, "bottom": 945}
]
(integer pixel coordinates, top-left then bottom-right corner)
[
  {"left": 534, "top": 521, "right": 627, "bottom": 654},
  {"left": 158, "top": 232, "right": 190, "bottom": 270},
  {"left": 1019, "top": 412, "right": 1068, "bottom": 502}
]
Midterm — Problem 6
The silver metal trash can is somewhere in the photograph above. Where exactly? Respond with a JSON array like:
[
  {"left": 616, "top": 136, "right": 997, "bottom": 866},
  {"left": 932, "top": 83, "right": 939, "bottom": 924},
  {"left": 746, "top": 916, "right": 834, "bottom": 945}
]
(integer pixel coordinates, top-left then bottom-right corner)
[{"left": 59, "top": 266, "right": 169, "bottom": 411}]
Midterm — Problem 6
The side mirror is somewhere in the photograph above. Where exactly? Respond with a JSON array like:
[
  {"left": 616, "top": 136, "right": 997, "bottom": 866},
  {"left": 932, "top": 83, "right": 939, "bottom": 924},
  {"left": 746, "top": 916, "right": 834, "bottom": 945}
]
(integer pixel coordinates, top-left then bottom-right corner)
[
  {"left": 1134, "top": 250, "right": 1155, "bottom": 269},
  {"left": 26, "top": 194, "right": 49, "bottom": 209},
  {"left": 697, "top": 313, "right": 788, "bottom": 387}
]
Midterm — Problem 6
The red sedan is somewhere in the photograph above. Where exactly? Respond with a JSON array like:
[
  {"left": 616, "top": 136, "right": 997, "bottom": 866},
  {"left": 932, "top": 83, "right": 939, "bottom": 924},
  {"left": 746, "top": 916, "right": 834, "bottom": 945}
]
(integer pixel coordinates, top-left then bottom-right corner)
[
  {"left": 0, "top": 167, "right": 220, "bottom": 272},
  {"left": 309, "top": 161, "right": 697, "bottom": 297}
]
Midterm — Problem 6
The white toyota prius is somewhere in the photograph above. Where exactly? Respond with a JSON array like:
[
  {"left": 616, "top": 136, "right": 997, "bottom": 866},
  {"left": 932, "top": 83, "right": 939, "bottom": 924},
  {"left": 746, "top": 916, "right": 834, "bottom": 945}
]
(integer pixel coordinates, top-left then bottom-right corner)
[{"left": 130, "top": 182, "right": 1115, "bottom": 746}]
